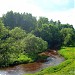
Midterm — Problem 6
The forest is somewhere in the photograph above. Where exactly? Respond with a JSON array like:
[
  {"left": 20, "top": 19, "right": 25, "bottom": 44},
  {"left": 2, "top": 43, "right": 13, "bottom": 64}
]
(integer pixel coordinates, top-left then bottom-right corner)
[
  {"left": 0, "top": 11, "right": 75, "bottom": 67},
  {"left": 0, "top": 11, "right": 75, "bottom": 75}
]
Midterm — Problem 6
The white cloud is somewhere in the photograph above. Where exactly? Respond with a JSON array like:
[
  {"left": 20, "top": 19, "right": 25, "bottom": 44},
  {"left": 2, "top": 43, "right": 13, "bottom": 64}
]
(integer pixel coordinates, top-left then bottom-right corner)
[
  {"left": 46, "top": 8, "right": 75, "bottom": 28},
  {"left": 34, "top": 8, "right": 75, "bottom": 28},
  {"left": 0, "top": 0, "right": 43, "bottom": 16}
]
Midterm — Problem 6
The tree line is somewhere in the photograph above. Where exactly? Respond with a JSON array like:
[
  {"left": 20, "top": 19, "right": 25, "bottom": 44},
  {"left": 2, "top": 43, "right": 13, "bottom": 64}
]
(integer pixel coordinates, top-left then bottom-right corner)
[{"left": 0, "top": 11, "right": 75, "bottom": 67}]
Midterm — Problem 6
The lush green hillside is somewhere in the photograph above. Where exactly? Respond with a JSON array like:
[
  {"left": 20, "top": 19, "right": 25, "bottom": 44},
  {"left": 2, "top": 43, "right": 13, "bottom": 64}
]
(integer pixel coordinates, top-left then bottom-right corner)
[{"left": 26, "top": 47, "right": 75, "bottom": 75}]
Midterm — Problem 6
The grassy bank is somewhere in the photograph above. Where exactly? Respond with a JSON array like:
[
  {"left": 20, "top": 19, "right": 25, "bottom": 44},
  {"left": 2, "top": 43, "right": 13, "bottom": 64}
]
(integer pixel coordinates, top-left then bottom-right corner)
[{"left": 26, "top": 47, "right": 75, "bottom": 75}]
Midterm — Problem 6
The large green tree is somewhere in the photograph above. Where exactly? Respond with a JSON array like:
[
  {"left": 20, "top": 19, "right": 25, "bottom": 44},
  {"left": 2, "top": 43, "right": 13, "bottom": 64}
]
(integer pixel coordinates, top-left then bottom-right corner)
[
  {"left": 33, "top": 24, "right": 61, "bottom": 49},
  {"left": 2, "top": 11, "right": 37, "bottom": 32},
  {"left": 22, "top": 34, "right": 48, "bottom": 55},
  {"left": 60, "top": 28, "right": 74, "bottom": 46}
]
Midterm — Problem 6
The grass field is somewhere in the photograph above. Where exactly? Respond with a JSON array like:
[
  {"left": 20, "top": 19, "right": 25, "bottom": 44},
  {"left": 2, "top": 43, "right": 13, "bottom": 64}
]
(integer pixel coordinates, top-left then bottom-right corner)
[{"left": 26, "top": 47, "right": 75, "bottom": 75}]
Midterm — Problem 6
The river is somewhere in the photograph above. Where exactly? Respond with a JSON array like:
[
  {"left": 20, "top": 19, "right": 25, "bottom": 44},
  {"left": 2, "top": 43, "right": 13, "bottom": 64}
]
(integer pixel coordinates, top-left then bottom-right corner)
[{"left": 0, "top": 50, "right": 64, "bottom": 75}]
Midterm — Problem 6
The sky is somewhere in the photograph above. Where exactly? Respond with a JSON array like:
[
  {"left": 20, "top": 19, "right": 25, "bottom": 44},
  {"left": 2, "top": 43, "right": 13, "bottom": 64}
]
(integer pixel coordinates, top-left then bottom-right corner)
[{"left": 0, "top": 0, "right": 75, "bottom": 28}]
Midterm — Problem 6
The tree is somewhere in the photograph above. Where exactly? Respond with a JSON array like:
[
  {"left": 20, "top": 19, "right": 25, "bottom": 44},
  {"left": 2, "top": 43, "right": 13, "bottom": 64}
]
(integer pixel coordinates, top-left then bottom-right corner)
[
  {"left": 2, "top": 11, "right": 15, "bottom": 29},
  {"left": 0, "top": 20, "right": 10, "bottom": 66},
  {"left": 0, "top": 21, "right": 48, "bottom": 66},
  {"left": 33, "top": 24, "right": 61, "bottom": 49},
  {"left": 60, "top": 28, "right": 74, "bottom": 46},
  {"left": 58, "top": 24, "right": 74, "bottom": 30},
  {"left": 0, "top": 20, "right": 9, "bottom": 40},
  {"left": 22, "top": 13, "right": 37, "bottom": 32},
  {"left": 37, "top": 17, "right": 49, "bottom": 28},
  {"left": 10, "top": 27, "right": 27, "bottom": 39},
  {"left": 22, "top": 34, "right": 48, "bottom": 56},
  {"left": 2, "top": 11, "right": 37, "bottom": 32},
  {"left": 0, "top": 22, "right": 27, "bottom": 66},
  {"left": 49, "top": 19, "right": 54, "bottom": 25}
]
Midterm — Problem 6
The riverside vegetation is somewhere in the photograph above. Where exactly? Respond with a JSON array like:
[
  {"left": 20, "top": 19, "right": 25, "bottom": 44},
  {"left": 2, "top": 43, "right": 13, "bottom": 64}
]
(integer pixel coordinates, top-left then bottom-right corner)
[
  {"left": 0, "top": 11, "right": 75, "bottom": 74},
  {"left": 26, "top": 47, "right": 75, "bottom": 75}
]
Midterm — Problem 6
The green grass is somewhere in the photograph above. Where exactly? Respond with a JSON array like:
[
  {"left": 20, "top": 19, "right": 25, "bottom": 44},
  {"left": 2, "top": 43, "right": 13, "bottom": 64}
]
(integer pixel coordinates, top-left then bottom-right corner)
[
  {"left": 58, "top": 47, "right": 75, "bottom": 59},
  {"left": 25, "top": 47, "right": 75, "bottom": 75}
]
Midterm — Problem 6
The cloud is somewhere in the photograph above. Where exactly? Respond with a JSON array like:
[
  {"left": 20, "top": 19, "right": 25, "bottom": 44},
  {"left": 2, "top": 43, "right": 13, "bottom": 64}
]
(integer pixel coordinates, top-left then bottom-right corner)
[
  {"left": 45, "top": 8, "right": 75, "bottom": 28},
  {"left": 0, "top": 0, "right": 43, "bottom": 16},
  {"left": 0, "top": 0, "right": 74, "bottom": 15},
  {"left": 32, "top": 8, "right": 75, "bottom": 28},
  {"left": 50, "top": 0, "right": 71, "bottom": 5}
]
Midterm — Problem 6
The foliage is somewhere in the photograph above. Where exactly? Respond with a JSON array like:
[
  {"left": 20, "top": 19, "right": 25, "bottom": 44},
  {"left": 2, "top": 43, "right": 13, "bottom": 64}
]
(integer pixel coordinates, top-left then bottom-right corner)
[
  {"left": 10, "top": 27, "right": 27, "bottom": 39},
  {"left": 21, "top": 34, "right": 48, "bottom": 59},
  {"left": 1, "top": 11, "right": 75, "bottom": 48},
  {"left": 2, "top": 11, "right": 37, "bottom": 32},
  {"left": 37, "top": 17, "right": 49, "bottom": 28},
  {"left": 0, "top": 11, "right": 75, "bottom": 69},
  {"left": 60, "top": 28, "right": 75, "bottom": 46},
  {"left": 0, "top": 21, "right": 48, "bottom": 67},
  {"left": 33, "top": 24, "right": 61, "bottom": 49},
  {"left": 0, "top": 20, "right": 9, "bottom": 39}
]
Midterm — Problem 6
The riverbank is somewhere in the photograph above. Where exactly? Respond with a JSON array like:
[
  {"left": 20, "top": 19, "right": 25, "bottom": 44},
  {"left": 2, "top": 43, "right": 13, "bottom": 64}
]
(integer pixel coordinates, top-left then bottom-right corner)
[
  {"left": 26, "top": 47, "right": 75, "bottom": 75},
  {"left": 0, "top": 50, "right": 64, "bottom": 75}
]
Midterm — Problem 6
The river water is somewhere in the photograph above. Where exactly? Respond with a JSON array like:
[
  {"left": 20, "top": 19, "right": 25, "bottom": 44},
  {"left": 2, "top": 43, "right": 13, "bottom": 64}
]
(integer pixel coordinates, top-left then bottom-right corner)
[{"left": 0, "top": 50, "right": 64, "bottom": 75}]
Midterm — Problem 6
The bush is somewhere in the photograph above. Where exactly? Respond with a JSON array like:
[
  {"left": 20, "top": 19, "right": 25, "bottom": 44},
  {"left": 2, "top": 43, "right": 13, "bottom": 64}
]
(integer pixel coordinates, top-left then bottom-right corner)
[{"left": 22, "top": 34, "right": 48, "bottom": 56}]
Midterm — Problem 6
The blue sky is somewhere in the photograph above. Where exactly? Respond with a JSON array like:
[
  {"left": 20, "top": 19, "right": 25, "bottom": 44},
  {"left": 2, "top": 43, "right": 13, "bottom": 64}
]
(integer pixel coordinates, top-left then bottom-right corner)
[
  {"left": 0, "top": 0, "right": 75, "bottom": 28},
  {"left": 33, "top": 0, "right": 74, "bottom": 12}
]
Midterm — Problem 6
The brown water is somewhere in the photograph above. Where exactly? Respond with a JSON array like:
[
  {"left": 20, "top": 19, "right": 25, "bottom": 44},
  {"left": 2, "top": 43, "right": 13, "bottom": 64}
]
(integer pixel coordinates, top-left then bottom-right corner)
[{"left": 0, "top": 50, "right": 64, "bottom": 75}]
